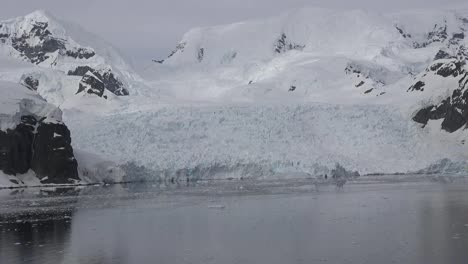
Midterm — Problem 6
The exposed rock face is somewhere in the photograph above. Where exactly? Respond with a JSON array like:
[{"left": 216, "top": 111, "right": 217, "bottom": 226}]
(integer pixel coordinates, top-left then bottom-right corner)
[
  {"left": 77, "top": 72, "right": 106, "bottom": 98},
  {"left": 431, "top": 60, "right": 465, "bottom": 78},
  {"left": 0, "top": 115, "right": 79, "bottom": 184},
  {"left": 275, "top": 33, "right": 305, "bottom": 54},
  {"left": 0, "top": 11, "right": 132, "bottom": 101},
  {"left": 395, "top": 25, "right": 412, "bottom": 38},
  {"left": 4, "top": 21, "right": 95, "bottom": 65},
  {"left": 153, "top": 42, "right": 186, "bottom": 64},
  {"left": 20, "top": 75, "right": 40, "bottom": 91},
  {"left": 344, "top": 62, "right": 392, "bottom": 95},
  {"left": 408, "top": 18, "right": 468, "bottom": 133},
  {"left": 434, "top": 50, "right": 451, "bottom": 60},
  {"left": 68, "top": 66, "right": 128, "bottom": 96},
  {"left": 197, "top": 48, "right": 204, "bottom": 62},
  {"left": 32, "top": 120, "right": 79, "bottom": 183},
  {"left": 0, "top": 117, "right": 34, "bottom": 175},
  {"left": 409, "top": 81, "right": 425, "bottom": 92},
  {"left": 413, "top": 23, "right": 448, "bottom": 49},
  {"left": 412, "top": 71, "right": 468, "bottom": 132},
  {"left": 65, "top": 48, "right": 95, "bottom": 60}
]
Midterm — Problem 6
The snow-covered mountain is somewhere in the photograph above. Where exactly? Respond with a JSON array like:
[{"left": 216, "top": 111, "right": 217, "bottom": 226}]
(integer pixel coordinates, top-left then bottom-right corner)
[
  {"left": 0, "top": 10, "right": 144, "bottom": 109},
  {"left": 2, "top": 7, "right": 468, "bottom": 186},
  {"left": 148, "top": 7, "right": 468, "bottom": 133},
  {"left": 63, "top": 7, "right": 468, "bottom": 180}
]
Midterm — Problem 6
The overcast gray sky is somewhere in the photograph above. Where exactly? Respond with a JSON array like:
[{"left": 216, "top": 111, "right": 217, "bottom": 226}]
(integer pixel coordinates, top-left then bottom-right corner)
[{"left": 1, "top": 0, "right": 467, "bottom": 67}]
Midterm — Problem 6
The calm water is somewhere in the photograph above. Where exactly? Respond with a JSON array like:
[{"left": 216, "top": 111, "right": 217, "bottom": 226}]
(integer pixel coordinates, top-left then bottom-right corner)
[{"left": 1, "top": 178, "right": 468, "bottom": 264}]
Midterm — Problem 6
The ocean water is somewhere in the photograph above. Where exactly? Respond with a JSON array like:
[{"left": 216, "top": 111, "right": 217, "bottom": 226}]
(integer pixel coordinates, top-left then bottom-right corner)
[{"left": 1, "top": 178, "right": 468, "bottom": 264}]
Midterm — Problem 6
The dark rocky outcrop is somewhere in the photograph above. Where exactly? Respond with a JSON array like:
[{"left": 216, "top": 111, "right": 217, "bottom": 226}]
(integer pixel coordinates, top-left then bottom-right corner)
[
  {"left": 409, "top": 46, "right": 468, "bottom": 132},
  {"left": 452, "top": 32, "right": 465, "bottom": 40},
  {"left": 345, "top": 64, "right": 362, "bottom": 75},
  {"left": 0, "top": 116, "right": 35, "bottom": 176},
  {"left": 345, "top": 63, "right": 389, "bottom": 94},
  {"left": 1, "top": 15, "right": 131, "bottom": 99},
  {"left": 0, "top": 32, "right": 8, "bottom": 43},
  {"left": 458, "top": 46, "right": 468, "bottom": 59},
  {"left": 2, "top": 20, "right": 96, "bottom": 64},
  {"left": 155, "top": 42, "right": 187, "bottom": 64},
  {"left": 434, "top": 50, "right": 451, "bottom": 60},
  {"left": 414, "top": 23, "right": 448, "bottom": 49},
  {"left": 355, "top": 81, "right": 365, "bottom": 88},
  {"left": 412, "top": 73, "right": 468, "bottom": 133},
  {"left": 409, "top": 59, "right": 465, "bottom": 92},
  {"left": 65, "top": 48, "right": 95, "bottom": 59},
  {"left": 364, "top": 88, "right": 373, "bottom": 94},
  {"left": 68, "top": 66, "right": 95, "bottom": 77},
  {"left": 31, "top": 121, "right": 79, "bottom": 184},
  {"left": 21, "top": 75, "right": 39, "bottom": 91},
  {"left": 275, "top": 33, "right": 305, "bottom": 54},
  {"left": 395, "top": 25, "right": 412, "bottom": 38},
  {"left": 0, "top": 116, "right": 79, "bottom": 184},
  {"left": 92, "top": 70, "right": 128, "bottom": 96},
  {"left": 77, "top": 72, "right": 106, "bottom": 98},
  {"left": 434, "top": 60, "right": 465, "bottom": 78},
  {"left": 68, "top": 66, "right": 128, "bottom": 96},
  {"left": 450, "top": 32, "right": 465, "bottom": 46},
  {"left": 169, "top": 42, "right": 186, "bottom": 58},
  {"left": 197, "top": 48, "right": 205, "bottom": 62}
]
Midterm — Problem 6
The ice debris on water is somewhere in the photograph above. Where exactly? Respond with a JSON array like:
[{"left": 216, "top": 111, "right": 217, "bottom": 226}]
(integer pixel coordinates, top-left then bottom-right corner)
[{"left": 208, "top": 205, "right": 226, "bottom": 209}]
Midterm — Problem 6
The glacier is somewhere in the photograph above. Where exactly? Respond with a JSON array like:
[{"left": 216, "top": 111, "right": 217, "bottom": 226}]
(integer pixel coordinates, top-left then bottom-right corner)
[
  {"left": 65, "top": 102, "right": 467, "bottom": 181},
  {"left": 2, "top": 7, "right": 468, "bottom": 186}
]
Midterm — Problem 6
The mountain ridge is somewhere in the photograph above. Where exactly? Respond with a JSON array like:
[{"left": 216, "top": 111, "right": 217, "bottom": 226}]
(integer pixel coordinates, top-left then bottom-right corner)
[
  {"left": 0, "top": 9, "right": 146, "bottom": 109},
  {"left": 145, "top": 6, "right": 468, "bottom": 133}
]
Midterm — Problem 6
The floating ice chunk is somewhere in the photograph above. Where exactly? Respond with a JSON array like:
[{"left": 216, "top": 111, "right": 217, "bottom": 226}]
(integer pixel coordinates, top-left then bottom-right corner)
[{"left": 208, "top": 205, "right": 226, "bottom": 209}]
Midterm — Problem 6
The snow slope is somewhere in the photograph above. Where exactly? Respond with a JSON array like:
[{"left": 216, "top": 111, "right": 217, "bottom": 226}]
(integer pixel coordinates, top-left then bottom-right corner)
[
  {"left": 0, "top": 80, "right": 61, "bottom": 130},
  {"left": 146, "top": 7, "right": 468, "bottom": 110},
  {"left": 0, "top": 10, "right": 147, "bottom": 110}
]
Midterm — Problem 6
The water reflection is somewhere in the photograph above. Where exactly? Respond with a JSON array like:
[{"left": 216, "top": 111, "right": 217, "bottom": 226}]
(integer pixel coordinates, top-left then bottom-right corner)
[
  {"left": 0, "top": 217, "right": 72, "bottom": 264},
  {"left": 419, "top": 187, "right": 468, "bottom": 264},
  {"left": 1, "top": 182, "right": 468, "bottom": 264}
]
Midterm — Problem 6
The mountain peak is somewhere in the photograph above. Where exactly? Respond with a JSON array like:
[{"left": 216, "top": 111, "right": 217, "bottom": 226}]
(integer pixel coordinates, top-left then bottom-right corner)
[
  {"left": 0, "top": 10, "right": 141, "bottom": 106},
  {"left": 23, "top": 9, "right": 54, "bottom": 22},
  {"left": 0, "top": 9, "right": 64, "bottom": 39}
]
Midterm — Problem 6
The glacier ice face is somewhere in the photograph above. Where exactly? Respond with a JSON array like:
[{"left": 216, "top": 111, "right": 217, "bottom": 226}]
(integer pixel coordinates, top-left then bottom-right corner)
[
  {"left": 65, "top": 103, "right": 467, "bottom": 180},
  {"left": 74, "top": 150, "right": 125, "bottom": 184},
  {"left": 417, "top": 158, "right": 468, "bottom": 175}
]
